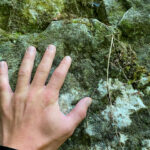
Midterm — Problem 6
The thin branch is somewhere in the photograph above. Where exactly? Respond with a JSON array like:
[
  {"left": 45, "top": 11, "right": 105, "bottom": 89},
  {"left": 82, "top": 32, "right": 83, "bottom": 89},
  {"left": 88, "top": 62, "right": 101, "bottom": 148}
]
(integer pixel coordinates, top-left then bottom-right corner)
[
  {"left": 106, "top": 35, "right": 124, "bottom": 149},
  {"left": 106, "top": 34, "right": 114, "bottom": 105}
]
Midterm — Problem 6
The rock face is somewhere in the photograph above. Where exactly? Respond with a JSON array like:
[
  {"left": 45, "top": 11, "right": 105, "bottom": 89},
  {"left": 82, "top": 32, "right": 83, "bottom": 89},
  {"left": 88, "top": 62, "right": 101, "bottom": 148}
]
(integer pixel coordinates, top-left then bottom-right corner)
[
  {"left": 0, "top": 0, "right": 64, "bottom": 32},
  {"left": 0, "top": 0, "right": 150, "bottom": 149}
]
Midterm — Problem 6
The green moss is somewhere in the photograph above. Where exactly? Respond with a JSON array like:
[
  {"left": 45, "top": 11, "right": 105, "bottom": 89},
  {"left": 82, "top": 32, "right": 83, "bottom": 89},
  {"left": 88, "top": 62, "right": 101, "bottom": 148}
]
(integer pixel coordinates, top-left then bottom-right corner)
[
  {"left": 123, "top": 108, "right": 150, "bottom": 149},
  {"left": 0, "top": 0, "right": 65, "bottom": 33},
  {"left": 0, "top": 28, "right": 22, "bottom": 43},
  {"left": 110, "top": 38, "right": 147, "bottom": 86},
  {"left": 71, "top": 18, "right": 92, "bottom": 27},
  {"left": 0, "top": 5, "right": 11, "bottom": 30},
  {"left": 118, "top": 8, "right": 150, "bottom": 39},
  {"left": 99, "top": 0, "right": 128, "bottom": 25},
  {"left": 64, "top": 0, "right": 99, "bottom": 19}
]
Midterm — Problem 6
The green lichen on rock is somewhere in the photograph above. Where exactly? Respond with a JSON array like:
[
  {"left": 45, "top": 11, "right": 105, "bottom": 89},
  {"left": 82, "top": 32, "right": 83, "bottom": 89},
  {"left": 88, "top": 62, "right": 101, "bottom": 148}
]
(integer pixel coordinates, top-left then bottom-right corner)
[
  {"left": 0, "top": 5, "right": 10, "bottom": 30},
  {"left": 0, "top": 0, "right": 150, "bottom": 149},
  {"left": 0, "top": 0, "right": 65, "bottom": 33},
  {"left": 100, "top": 0, "right": 128, "bottom": 25},
  {"left": 118, "top": 7, "right": 150, "bottom": 39},
  {"left": 64, "top": 0, "right": 100, "bottom": 19}
]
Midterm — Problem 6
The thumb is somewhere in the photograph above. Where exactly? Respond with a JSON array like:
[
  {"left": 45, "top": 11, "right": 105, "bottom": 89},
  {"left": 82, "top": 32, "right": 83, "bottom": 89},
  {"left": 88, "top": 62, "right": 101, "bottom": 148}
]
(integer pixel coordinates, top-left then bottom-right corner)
[{"left": 67, "top": 97, "right": 92, "bottom": 128}]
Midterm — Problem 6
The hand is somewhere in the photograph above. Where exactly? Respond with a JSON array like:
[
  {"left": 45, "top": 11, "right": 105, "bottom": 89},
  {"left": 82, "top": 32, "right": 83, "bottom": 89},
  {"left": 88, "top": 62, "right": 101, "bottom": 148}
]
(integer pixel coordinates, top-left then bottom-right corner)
[{"left": 0, "top": 45, "right": 92, "bottom": 150}]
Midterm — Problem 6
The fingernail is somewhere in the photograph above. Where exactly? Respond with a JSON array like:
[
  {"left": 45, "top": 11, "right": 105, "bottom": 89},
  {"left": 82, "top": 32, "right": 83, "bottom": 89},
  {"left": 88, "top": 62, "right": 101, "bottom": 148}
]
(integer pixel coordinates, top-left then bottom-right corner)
[
  {"left": 28, "top": 46, "right": 36, "bottom": 54},
  {"left": 65, "top": 56, "right": 72, "bottom": 62},
  {"left": 86, "top": 98, "right": 92, "bottom": 107},
  {"left": 0, "top": 61, "right": 6, "bottom": 69},
  {"left": 47, "top": 45, "right": 56, "bottom": 52}
]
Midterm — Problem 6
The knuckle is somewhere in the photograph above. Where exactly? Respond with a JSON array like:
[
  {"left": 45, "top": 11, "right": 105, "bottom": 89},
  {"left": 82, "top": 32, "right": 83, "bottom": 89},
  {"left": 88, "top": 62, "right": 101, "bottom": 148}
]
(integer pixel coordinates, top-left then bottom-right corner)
[
  {"left": 13, "top": 94, "right": 21, "bottom": 101},
  {"left": 13, "top": 93, "right": 25, "bottom": 102},
  {"left": 13, "top": 93, "right": 27, "bottom": 108},
  {"left": 27, "top": 91, "right": 34, "bottom": 100},
  {"left": 37, "top": 66, "right": 47, "bottom": 74},
  {"left": 44, "top": 92, "right": 51, "bottom": 103},
  {"left": 53, "top": 69, "right": 65, "bottom": 78},
  {"left": 44, "top": 91, "right": 51, "bottom": 100},
  {"left": 24, "top": 53, "right": 32, "bottom": 59},
  {"left": 18, "top": 69, "right": 30, "bottom": 77},
  {"left": 44, "top": 90, "right": 59, "bottom": 105},
  {"left": 26, "top": 94, "right": 34, "bottom": 103}
]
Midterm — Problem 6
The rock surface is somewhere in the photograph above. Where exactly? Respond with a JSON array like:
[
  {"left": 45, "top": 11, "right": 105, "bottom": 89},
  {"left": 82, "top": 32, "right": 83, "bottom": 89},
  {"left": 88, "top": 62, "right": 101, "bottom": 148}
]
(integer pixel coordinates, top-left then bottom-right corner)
[{"left": 0, "top": 0, "right": 150, "bottom": 149}]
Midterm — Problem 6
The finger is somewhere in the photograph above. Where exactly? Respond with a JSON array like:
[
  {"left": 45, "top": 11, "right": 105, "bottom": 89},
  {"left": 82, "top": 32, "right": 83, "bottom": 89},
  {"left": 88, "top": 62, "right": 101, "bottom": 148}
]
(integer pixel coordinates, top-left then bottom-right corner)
[
  {"left": 47, "top": 56, "right": 72, "bottom": 92},
  {"left": 15, "top": 46, "right": 36, "bottom": 92},
  {"left": 67, "top": 97, "right": 92, "bottom": 128},
  {"left": 0, "top": 61, "right": 13, "bottom": 105},
  {"left": 31, "top": 45, "right": 56, "bottom": 87}
]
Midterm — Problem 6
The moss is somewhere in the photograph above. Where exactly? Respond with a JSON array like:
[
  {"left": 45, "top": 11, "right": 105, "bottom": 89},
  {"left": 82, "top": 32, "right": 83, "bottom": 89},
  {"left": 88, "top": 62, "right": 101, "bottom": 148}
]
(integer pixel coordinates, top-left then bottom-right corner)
[
  {"left": 64, "top": 0, "right": 99, "bottom": 19},
  {"left": 123, "top": 108, "right": 150, "bottom": 149},
  {"left": 99, "top": 0, "right": 128, "bottom": 25},
  {"left": 0, "top": 5, "right": 11, "bottom": 30},
  {"left": 0, "top": 29, "right": 21, "bottom": 43},
  {"left": 0, "top": 0, "right": 65, "bottom": 33},
  {"left": 71, "top": 18, "right": 92, "bottom": 27},
  {"left": 109, "top": 38, "right": 147, "bottom": 86},
  {"left": 118, "top": 8, "right": 150, "bottom": 39}
]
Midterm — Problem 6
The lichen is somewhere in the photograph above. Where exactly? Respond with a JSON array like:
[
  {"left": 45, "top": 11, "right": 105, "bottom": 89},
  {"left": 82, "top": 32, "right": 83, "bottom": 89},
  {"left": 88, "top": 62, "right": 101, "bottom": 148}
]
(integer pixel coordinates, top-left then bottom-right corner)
[
  {"left": 119, "top": 133, "right": 128, "bottom": 144},
  {"left": 98, "top": 79, "right": 146, "bottom": 128},
  {"left": 118, "top": 7, "right": 150, "bottom": 39},
  {"left": 142, "top": 139, "right": 150, "bottom": 150}
]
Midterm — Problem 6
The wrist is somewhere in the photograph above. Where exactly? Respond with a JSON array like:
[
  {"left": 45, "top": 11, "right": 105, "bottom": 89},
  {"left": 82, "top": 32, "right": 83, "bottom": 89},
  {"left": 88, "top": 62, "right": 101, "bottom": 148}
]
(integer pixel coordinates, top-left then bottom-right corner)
[
  {"left": 3, "top": 143, "right": 36, "bottom": 150},
  {"left": 3, "top": 138, "right": 59, "bottom": 150},
  {"left": 3, "top": 138, "right": 38, "bottom": 150}
]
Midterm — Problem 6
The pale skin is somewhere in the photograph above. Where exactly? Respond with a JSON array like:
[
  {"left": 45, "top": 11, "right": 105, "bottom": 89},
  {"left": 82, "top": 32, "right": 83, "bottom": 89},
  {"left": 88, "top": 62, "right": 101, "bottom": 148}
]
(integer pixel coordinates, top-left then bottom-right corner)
[{"left": 0, "top": 45, "right": 92, "bottom": 150}]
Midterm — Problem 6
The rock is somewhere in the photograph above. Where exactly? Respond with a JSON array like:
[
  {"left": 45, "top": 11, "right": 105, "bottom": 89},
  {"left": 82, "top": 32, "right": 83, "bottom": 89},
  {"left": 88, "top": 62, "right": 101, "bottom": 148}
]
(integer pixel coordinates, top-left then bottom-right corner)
[
  {"left": 133, "top": 43, "right": 150, "bottom": 72},
  {"left": 64, "top": 0, "right": 100, "bottom": 20},
  {"left": 0, "top": 0, "right": 64, "bottom": 32},
  {"left": 125, "top": 0, "right": 150, "bottom": 9},
  {"left": 145, "top": 87, "right": 150, "bottom": 95},
  {"left": 142, "top": 139, "right": 150, "bottom": 149},
  {"left": 0, "top": 18, "right": 113, "bottom": 90},
  {"left": 0, "top": 0, "right": 150, "bottom": 149},
  {"left": 100, "top": 79, "right": 146, "bottom": 128},
  {"left": 118, "top": 7, "right": 150, "bottom": 39},
  {"left": 99, "top": 0, "right": 128, "bottom": 25}
]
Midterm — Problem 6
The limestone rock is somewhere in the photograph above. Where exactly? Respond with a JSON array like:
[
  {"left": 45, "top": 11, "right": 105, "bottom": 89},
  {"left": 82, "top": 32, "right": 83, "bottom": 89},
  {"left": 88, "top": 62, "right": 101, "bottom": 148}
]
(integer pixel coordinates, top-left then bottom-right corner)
[{"left": 0, "top": 0, "right": 150, "bottom": 149}]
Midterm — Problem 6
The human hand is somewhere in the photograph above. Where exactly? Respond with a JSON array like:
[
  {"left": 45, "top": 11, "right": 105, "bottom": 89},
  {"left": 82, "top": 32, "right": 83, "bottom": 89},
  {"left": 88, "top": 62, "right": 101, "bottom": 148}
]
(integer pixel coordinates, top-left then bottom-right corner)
[{"left": 0, "top": 45, "right": 92, "bottom": 150}]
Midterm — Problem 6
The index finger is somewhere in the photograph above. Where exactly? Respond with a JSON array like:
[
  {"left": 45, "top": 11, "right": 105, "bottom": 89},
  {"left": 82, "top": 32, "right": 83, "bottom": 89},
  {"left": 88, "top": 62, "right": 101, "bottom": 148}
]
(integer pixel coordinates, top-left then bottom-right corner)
[{"left": 15, "top": 46, "right": 36, "bottom": 93}]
